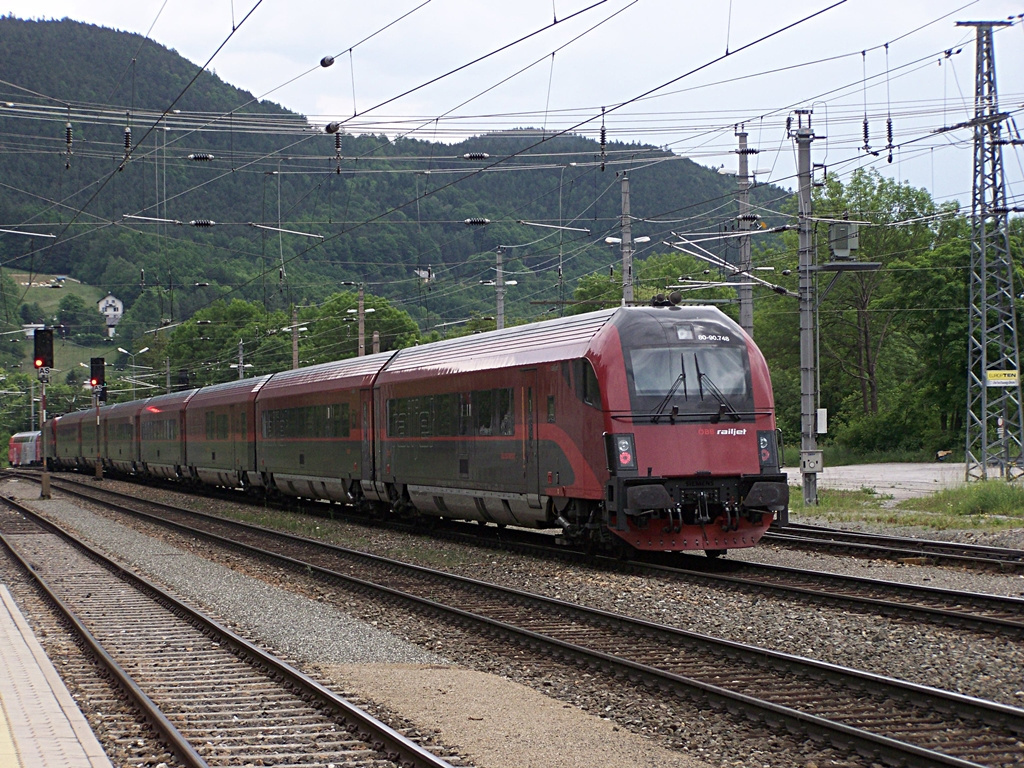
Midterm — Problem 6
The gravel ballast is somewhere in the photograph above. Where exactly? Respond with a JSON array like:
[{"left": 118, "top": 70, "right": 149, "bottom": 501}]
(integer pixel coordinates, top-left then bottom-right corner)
[{"left": 5, "top": 473, "right": 1024, "bottom": 767}]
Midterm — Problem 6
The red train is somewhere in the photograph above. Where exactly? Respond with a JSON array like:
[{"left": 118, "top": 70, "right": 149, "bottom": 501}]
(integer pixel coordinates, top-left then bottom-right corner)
[
  {"left": 8, "top": 431, "right": 42, "bottom": 466},
  {"left": 46, "top": 306, "right": 788, "bottom": 556}
]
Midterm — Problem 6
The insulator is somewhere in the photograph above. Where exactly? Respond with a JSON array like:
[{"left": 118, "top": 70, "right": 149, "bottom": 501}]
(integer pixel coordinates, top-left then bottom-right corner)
[
  {"left": 462, "top": 152, "right": 489, "bottom": 160},
  {"left": 886, "top": 117, "right": 893, "bottom": 148},
  {"left": 862, "top": 118, "right": 869, "bottom": 149},
  {"left": 320, "top": 55, "right": 335, "bottom": 68},
  {"left": 188, "top": 153, "right": 214, "bottom": 161},
  {"left": 463, "top": 218, "right": 491, "bottom": 226},
  {"left": 325, "top": 122, "right": 341, "bottom": 134},
  {"left": 123, "top": 126, "right": 132, "bottom": 153},
  {"left": 335, "top": 133, "right": 342, "bottom": 154},
  {"left": 189, "top": 219, "right": 215, "bottom": 227},
  {"left": 65, "top": 122, "right": 72, "bottom": 148}
]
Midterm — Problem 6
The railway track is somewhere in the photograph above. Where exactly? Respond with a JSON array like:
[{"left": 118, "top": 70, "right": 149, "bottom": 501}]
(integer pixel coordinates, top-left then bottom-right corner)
[
  {"left": 18, "top": 469, "right": 1024, "bottom": 637},
  {"left": 22, "top": 474, "right": 1024, "bottom": 768},
  {"left": 765, "top": 522, "right": 1024, "bottom": 571},
  {"left": 0, "top": 493, "right": 460, "bottom": 768}
]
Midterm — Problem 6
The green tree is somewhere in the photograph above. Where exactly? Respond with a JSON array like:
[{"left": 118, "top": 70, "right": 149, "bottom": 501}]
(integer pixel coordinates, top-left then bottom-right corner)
[
  {"left": 813, "top": 169, "right": 940, "bottom": 417},
  {"left": 57, "top": 293, "right": 106, "bottom": 341},
  {"left": 303, "top": 291, "right": 420, "bottom": 364}
]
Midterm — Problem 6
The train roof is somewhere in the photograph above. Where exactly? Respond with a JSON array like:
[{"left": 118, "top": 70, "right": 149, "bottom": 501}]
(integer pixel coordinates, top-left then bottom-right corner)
[
  {"left": 140, "top": 388, "right": 199, "bottom": 414},
  {"left": 258, "top": 351, "right": 396, "bottom": 398},
  {"left": 382, "top": 309, "right": 618, "bottom": 378},
  {"left": 52, "top": 409, "right": 84, "bottom": 425},
  {"left": 188, "top": 374, "right": 272, "bottom": 406},
  {"left": 103, "top": 398, "right": 152, "bottom": 418}
]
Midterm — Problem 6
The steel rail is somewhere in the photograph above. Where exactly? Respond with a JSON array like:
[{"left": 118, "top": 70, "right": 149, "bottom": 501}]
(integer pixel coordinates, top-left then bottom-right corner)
[
  {"left": 22, "top": 472, "right": 1024, "bottom": 636},
  {"left": 0, "top": 493, "right": 457, "bottom": 768},
  {"left": 766, "top": 522, "right": 1024, "bottom": 571},
  {"left": 30, "top": 478, "right": 1024, "bottom": 767}
]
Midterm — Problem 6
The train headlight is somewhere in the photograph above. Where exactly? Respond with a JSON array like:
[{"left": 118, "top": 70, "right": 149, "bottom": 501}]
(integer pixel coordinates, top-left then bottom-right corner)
[{"left": 606, "top": 433, "right": 637, "bottom": 472}]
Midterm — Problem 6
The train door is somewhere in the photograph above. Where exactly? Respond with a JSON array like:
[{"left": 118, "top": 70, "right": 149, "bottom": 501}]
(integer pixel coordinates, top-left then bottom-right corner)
[
  {"left": 362, "top": 388, "right": 378, "bottom": 496},
  {"left": 522, "top": 369, "right": 542, "bottom": 509},
  {"left": 178, "top": 410, "right": 188, "bottom": 468},
  {"left": 229, "top": 404, "right": 240, "bottom": 471}
]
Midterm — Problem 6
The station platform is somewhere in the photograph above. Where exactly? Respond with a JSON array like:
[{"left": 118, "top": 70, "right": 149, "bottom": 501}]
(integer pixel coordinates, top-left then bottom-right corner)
[{"left": 0, "top": 584, "right": 113, "bottom": 768}]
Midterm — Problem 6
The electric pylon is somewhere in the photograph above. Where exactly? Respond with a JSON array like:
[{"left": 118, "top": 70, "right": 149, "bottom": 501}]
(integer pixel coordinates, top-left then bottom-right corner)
[{"left": 960, "top": 21, "right": 1024, "bottom": 480}]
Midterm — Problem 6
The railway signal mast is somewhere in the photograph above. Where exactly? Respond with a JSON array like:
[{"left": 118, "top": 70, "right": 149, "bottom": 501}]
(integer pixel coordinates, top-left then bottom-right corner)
[
  {"left": 33, "top": 328, "right": 53, "bottom": 498},
  {"left": 958, "top": 21, "right": 1024, "bottom": 481}
]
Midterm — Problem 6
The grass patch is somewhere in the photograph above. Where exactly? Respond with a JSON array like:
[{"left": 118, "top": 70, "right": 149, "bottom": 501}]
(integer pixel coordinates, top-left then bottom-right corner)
[
  {"left": 893, "top": 482, "right": 1024, "bottom": 529},
  {"left": 789, "top": 481, "right": 1024, "bottom": 530},
  {"left": 790, "top": 487, "right": 893, "bottom": 517}
]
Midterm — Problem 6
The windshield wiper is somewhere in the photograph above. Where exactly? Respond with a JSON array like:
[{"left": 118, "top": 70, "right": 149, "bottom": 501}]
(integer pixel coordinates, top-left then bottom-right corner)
[
  {"left": 652, "top": 353, "right": 687, "bottom": 423},
  {"left": 694, "top": 354, "right": 741, "bottom": 422}
]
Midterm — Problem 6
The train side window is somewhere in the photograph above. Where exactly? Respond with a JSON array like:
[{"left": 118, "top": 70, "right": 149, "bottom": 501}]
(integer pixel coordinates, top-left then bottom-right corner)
[
  {"left": 338, "top": 403, "right": 350, "bottom": 437},
  {"left": 574, "top": 359, "right": 602, "bottom": 409},
  {"left": 387, "top": 399, "right": 409, "bottom": 437},
  {"left": 434, "top": 393, "right": 458, "bottom": 436},
  {"left": 473, "top": 390, "right": 495, "bottom": 435},
  {"left": 205, "top": 411, "right": 215, "bottom": 440},
  {"left": 498, "top": 388, "right": 514, "bottom": 435},
  {"left": 460, "top": 395, "right": 472, "bottom": 436},
  {"left": 240, "top": 412, "right": 246, "bottom": 442},
  {"left": 216, "top": 414, "right": 229, "bottom": 440},
  {"left": 547, "top": 395, "right": 556, "bottom": 423}
]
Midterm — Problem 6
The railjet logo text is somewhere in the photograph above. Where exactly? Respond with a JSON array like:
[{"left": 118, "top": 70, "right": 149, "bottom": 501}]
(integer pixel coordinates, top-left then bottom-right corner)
[{"left": 697, "top": 427, "right": 748, "bottom": 436}]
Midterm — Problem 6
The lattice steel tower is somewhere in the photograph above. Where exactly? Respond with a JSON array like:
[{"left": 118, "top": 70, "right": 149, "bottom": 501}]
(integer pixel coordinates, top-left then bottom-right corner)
[{"left": 961, "top": 21, "right": 1023, "bottom": 480}]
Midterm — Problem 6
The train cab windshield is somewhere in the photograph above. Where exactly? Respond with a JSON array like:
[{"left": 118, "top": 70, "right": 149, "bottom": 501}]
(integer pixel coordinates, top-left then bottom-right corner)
[{"left": 624, "top": 320, "right": 754, "bottom": 422}]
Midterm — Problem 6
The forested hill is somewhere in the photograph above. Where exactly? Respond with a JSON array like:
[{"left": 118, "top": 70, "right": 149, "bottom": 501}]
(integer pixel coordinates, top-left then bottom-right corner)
[{"left": 0, "top": 16, "right": 788, "bottom": 331}]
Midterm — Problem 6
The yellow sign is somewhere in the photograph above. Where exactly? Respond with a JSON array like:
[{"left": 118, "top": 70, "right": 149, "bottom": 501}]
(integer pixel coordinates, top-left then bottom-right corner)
[{"left": 986, "top": 370, "right": 1019, "bottom": 387}]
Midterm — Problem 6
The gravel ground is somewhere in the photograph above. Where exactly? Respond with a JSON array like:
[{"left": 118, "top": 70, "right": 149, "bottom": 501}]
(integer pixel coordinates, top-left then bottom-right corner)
[{"left": 6, "top": 473, "right": 1024, "bottom": 768}]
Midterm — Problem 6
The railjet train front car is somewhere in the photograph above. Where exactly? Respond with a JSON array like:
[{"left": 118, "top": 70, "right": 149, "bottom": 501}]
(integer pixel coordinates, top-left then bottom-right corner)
[
  {"left": 583, "top": 305, "right": 787, "bottom": 555},
  {"left": 375, "top": 304, "right": 786, "bottom": 557}
]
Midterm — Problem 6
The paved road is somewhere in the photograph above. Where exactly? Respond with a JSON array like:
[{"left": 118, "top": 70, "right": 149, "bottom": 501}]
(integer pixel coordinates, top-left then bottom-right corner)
[{"left": 785, "top": 462, "right": 967, "bottom": 501}]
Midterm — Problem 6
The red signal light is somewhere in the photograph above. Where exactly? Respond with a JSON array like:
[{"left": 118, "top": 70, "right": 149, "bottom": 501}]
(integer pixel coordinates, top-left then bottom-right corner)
[{"left": 34, "top": 357, "right": 44, "bottom": 368}]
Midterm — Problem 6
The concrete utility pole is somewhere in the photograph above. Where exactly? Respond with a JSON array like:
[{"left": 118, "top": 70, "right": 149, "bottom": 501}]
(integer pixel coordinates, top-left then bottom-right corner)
[
  {"left": 495, "top": 247, "right": 506, "bottom": 330},
  {"left": 237, "top": 339, "right": 245, "bottom": 379},
  {"left": 292, "top": 305, "right": 299, "bottom": 369},
  {"left": 619, "top": 173, "right": 634, "bottom": 305},
  {"left": 357, "top": 285, "right": 366, "bottom": 356},
  {"left": 735, "top": 128, "right": 757, "bottom": 337},
  {"left": 792, "top": 110, "right": 822, "bottom": 507}
]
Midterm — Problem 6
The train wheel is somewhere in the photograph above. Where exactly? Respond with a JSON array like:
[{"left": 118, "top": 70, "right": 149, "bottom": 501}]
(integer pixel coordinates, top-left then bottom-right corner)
[{"left": 704, "top": 549, "right": 727, "bottom": 558}]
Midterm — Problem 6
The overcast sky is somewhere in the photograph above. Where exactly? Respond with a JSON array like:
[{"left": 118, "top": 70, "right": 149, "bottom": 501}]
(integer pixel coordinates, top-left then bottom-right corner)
[{"left": 2, "top": 0, "right": 1023, "bottom": 207}]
